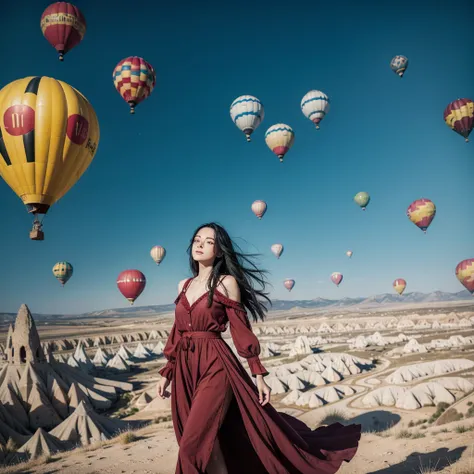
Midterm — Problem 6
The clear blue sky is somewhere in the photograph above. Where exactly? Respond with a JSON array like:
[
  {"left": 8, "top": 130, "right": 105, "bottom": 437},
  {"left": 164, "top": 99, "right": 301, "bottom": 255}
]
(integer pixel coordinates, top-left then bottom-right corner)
[{"left": 1, "top": 0, "right": 473, "bottom": 314}]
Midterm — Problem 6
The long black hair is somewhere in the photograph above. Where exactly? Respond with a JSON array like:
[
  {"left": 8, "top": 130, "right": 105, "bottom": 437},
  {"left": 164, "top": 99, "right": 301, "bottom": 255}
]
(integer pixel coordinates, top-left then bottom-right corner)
[{"left": 187, "top": 222, "right": 271, "bottom": 323}]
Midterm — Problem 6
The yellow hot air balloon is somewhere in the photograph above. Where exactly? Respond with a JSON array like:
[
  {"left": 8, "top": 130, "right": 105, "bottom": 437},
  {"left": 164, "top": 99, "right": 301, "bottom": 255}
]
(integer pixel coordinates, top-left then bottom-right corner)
[{"left": 0, "top": 77, "right": 100, "bottom": 240}]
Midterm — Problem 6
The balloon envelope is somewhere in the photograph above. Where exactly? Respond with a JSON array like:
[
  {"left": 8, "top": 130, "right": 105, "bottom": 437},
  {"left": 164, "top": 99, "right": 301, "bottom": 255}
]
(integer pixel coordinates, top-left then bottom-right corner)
[
  {"left": 150, "top": 246, "right": 166, "bottom": 265},
  {"left": 283, "top": 279, "right": 295, "bottom": 291},
  {"left": 229, "top": 95, "right": 264, "bottom": 142},
  {"left": 455, "top": 259, "right": 474, "bottom": 294},
  {"left": 354, "top": 192, "right": 370, "bottom": 210},
  {"left": 406, "top": 199, "right": 436, "bottom": 233},
  {"left": 117, "top": 270, "right": 146, "bottom": 305},
  {"left": 393, "top": 278, "right": 407, "bottom": 295},
  {"left": 265, "top": 124, "right": 295, "bottom": 162},
  {"left": 40, "top": 2, "right": 86, "bottom": 61},
  {"left": 251, "top": 200, "right": 267, "bottom": 219},
  {"left": 113, "top": 57, "right": 156, "bottom": 114},
  {"left": 0, "top": 76, "right": 100, "bottom": 236},
  {"left": 301, "top": 90, "right": 330, "bottom": 129},
  {"left": 52, "top": 261, "right": 73, "bottom": 286},
  {"left": 346, "top": 250, "right": 353, "bottom": 258},
  {"left": 271, "top": 244, "right": 284, "bottom": 259},
  {"left": 443, "top": 98, "right": 473, "bottom": 142},
  {"left": 331, "top": 272, "right": 343, "bottom": 286},
  {"left": 390, "top": 55, "right": 408, "bottom": 77}
]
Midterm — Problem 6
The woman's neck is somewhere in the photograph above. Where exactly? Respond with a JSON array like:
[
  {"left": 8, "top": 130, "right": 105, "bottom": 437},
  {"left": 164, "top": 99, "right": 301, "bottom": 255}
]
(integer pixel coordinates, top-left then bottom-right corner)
[{"left": 195, "top": 263, "right": 213, "bottom": 283}]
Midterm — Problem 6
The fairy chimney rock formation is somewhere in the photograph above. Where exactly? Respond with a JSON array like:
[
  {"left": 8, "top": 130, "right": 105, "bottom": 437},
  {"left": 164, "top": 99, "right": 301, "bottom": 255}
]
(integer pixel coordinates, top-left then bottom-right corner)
[{"left": 7, "top": 304, "right": 45, "bottom": 365}]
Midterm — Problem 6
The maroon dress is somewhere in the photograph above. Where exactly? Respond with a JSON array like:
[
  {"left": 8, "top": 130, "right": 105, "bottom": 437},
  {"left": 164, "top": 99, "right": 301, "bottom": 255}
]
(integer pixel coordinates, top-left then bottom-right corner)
[{"left": 159, "top": 278, "right": 361, "bottom": 474}]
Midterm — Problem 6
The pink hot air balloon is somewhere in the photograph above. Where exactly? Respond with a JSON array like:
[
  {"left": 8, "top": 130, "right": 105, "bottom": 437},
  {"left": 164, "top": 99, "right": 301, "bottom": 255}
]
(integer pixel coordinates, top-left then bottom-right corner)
[
  {"left": 283, "top": 279, "right": 295, "bottom": 291},
  {"left": 271, "top": 243, "right": 284, "bottom": 259},
  {"left": 251, "top": 200, "right": 267, "bottom": 219},
  {"left": 331, "top": 272, "right": 343, "bottom": 286}
]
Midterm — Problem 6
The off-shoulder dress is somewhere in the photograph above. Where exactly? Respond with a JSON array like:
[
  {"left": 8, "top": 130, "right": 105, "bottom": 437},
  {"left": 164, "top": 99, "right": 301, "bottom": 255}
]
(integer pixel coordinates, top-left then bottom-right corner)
[{"left": 159, "top": 278, "right": 361, "bottom": 474}]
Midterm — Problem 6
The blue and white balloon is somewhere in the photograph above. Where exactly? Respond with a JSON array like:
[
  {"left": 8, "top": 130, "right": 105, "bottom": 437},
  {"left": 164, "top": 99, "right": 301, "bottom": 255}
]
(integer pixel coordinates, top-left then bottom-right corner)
[
  {"left": 390, "top": 55, "right": 409, "bottom": 78},
  {"left": 301, "top": 90, "right": 330, "bottom": 130},
  {"left": 230, "top": 95, "right": 264, "bottom": 142}
]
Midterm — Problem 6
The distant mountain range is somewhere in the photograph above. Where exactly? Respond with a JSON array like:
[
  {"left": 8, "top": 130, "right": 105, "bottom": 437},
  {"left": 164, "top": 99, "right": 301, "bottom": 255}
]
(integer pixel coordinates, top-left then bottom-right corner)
[{"left": 0, "top": 290, "right": 472, "bottom": 324}]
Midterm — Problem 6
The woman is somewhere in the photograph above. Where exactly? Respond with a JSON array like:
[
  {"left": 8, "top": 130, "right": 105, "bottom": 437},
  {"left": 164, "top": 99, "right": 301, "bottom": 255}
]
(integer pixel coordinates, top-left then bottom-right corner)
[{"left": 157, "top": 223, "right": 361, "bottom": 474}]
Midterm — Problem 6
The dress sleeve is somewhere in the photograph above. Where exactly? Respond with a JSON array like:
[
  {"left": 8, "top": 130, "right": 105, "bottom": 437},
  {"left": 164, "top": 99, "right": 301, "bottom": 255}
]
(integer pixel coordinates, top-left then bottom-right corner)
[
  {"left": 219, "top": 295, "right": 269, "bottom": 377},
  {"left": 158, "top": 321, "right": 181, "bottom": 381}
]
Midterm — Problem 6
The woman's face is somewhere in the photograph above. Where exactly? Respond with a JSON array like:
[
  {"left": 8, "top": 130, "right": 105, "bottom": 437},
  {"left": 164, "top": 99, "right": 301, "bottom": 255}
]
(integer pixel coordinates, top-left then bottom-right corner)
[{"left": 192, "top": 227, "right": 218, "bottom": 262}]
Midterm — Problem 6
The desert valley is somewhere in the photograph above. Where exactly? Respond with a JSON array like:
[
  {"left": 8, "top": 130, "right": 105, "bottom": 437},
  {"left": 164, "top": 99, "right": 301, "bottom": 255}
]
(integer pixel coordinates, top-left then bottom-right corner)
[{"left": 0, "top": 291, "right": 473, "bottom": 474}]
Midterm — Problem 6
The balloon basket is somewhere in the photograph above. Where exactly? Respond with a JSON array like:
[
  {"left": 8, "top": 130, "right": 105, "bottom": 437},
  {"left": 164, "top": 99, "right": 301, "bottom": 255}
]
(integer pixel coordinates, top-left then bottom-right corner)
[{"left": 29, "top": 230, "right": 44, "bottom": 241}]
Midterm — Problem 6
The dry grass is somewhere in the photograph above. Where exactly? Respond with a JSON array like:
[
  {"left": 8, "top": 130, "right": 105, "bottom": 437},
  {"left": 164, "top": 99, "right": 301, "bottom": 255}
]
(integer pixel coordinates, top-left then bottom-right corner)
[
  {"left": 318, "top": 409, "right": 348, "bottom": 426},
  {"left": 154, "top": 414, "right": 173, "bottom": 424},
  {"left": 0, "top": 453, "right": 60, "bottom": 473},
  {"left": 454, "top": 424, "right": 474, "bottom": 434},
  {"left": 119, "top": 431, "right": 138, "bottom": 445},
  {"left": 395, "top": 429, "right": 412, "bottom": 439},
  {"left": 416, "top": 459, "right": 441, "bottom": 474}
]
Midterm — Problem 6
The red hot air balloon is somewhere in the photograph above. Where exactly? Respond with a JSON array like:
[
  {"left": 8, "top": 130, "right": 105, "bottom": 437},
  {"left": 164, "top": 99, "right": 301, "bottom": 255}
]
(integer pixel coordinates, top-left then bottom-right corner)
[
  {"left": 40, "top": 3, "right": 86, "bottom": 61},
  {"left": 117, "top": 270, "right": 146, "bottom": 305}
]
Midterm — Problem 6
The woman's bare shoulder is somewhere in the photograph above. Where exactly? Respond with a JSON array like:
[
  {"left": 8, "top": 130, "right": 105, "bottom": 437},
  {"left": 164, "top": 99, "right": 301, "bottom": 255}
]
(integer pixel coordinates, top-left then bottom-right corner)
[
  {"left": 218, "top": 275, "right": 240, "bottom": 301},
  {"left": 178, "top": 278, "right": 189, "bottom": 293}
]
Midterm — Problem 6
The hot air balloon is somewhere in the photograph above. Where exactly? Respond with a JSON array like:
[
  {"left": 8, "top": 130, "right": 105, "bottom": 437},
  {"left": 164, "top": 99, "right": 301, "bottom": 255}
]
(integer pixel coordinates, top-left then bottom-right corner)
[
  {"left": 113, "top": 57, "right": 156, "bottom": 114},
  {"left": 150, "top": 246, "right": 166, "bottom": 265},
  {"left": 346, "top": 250, "right": 353, "bottom": 258},
  {"left": 265, "top": 124, "right": 295, "bottom": 162},
  {"left": 301, "top": 90, "right": 330, "bottom": 130},
  {"left": 443, "top": 98, "right": 473, "bottom": 142},
  {"left": 0, "top": 76, "right": 100, "bottom": 241},
  {"left": 251, "top": 200, "right": 267, "bottom": 219},
  {"left": 52, "top": 261, "right": 73, "bottom": 287},
  {"left": 390, "top": 55, "right": 409, "bottom": 78},
  {"left": 283, "top": 279, "right": 295, "bottom": 291},
  {"left": 271, "top": 244, "right": 284, "bottom": 259},
  {"left": 393, "top": 278, "right": 407, "bottom": 295},
  {"left": 117, "top": 270, "right": 146, "bottom": 305},
  {"left": 406, "top": 199, "right": 436, "bottom": 233},
  {"left": 354, "top": 192, "right": 370, "bottom": 210},
  {"left": 455, "top": 259, "right": 474, "bottom": 295},
  {"left": 331, "top": 272, "right": 343, "bottom": 286},
  {"left": 229, "top": 95, "right": 264, "bottom": 142},
  {"left": 40, "top": 2, "right": 86, "bottom": 61}
]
